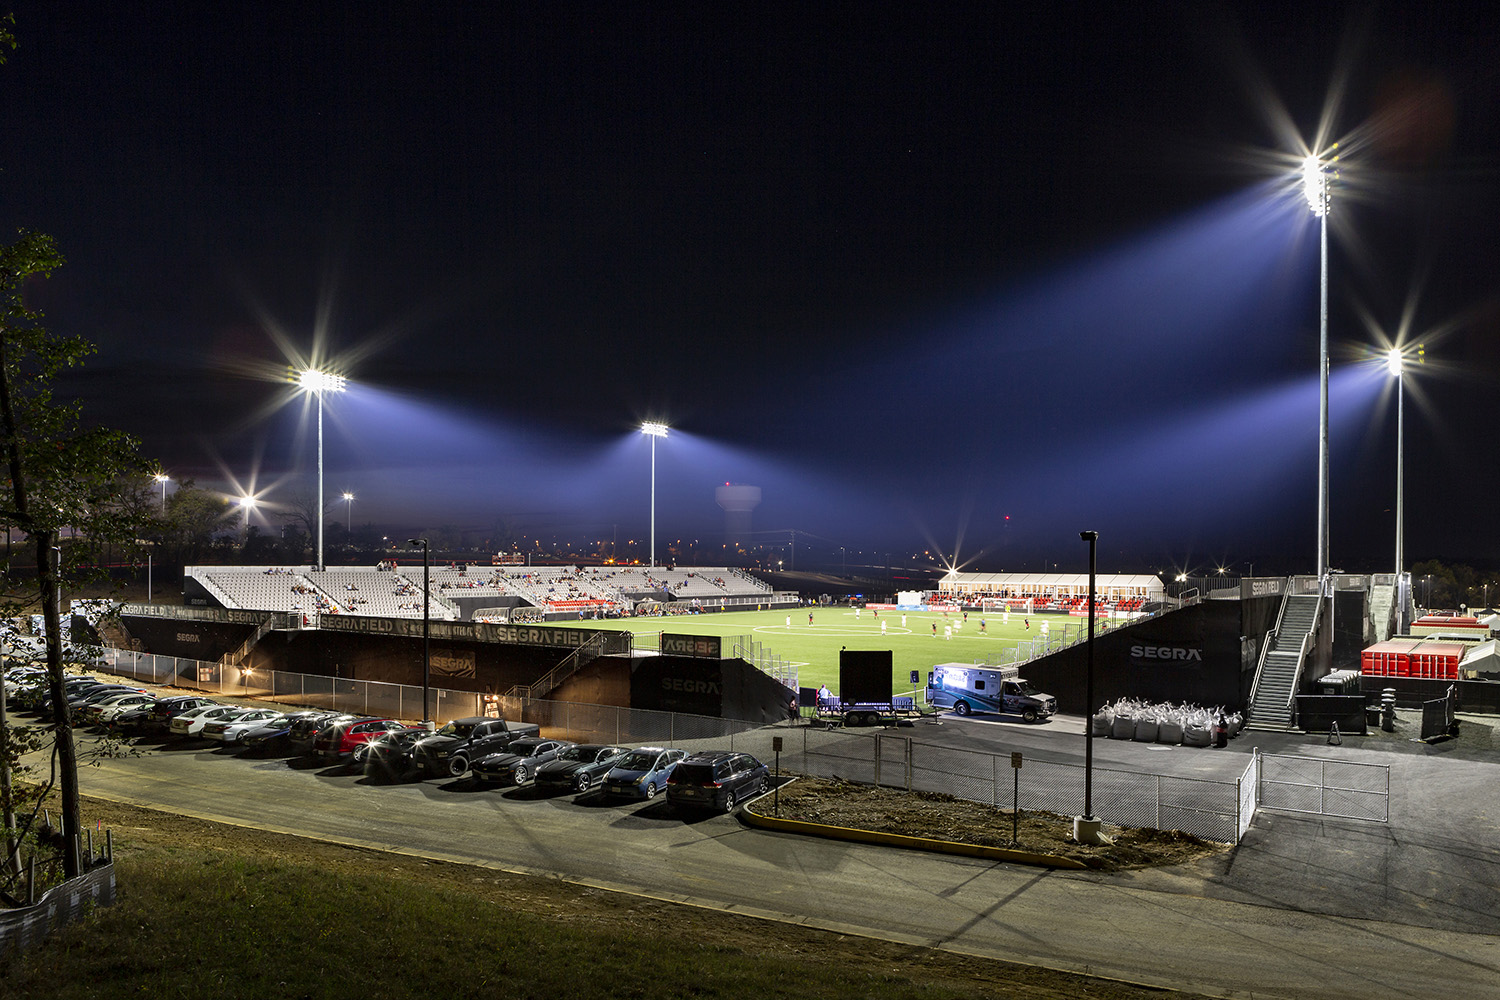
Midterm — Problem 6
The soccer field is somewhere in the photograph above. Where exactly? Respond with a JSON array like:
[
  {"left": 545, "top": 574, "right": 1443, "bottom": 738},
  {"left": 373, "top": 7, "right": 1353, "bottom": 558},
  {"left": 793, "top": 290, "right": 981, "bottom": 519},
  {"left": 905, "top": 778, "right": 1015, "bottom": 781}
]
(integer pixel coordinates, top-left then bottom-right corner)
[{"left": 549, "top": 606, "right": 1081, "bottom": 700}]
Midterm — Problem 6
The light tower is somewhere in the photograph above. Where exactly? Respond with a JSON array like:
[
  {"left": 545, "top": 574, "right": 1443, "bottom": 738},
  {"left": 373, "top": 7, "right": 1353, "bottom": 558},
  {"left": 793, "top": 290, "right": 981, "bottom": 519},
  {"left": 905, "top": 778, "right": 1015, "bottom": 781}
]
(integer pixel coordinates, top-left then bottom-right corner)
[
  {"left": 640, "top": 422, "right": 668, "bottom": 567},
  {"left": 295, "top": 367, "right": 346, "bottom": 571},
  {"left": 1302, "top": 149, "right": 1335, "bottom": 580},
  {"left": 715, "top": 483, "right": 762, "bottom": 548}
]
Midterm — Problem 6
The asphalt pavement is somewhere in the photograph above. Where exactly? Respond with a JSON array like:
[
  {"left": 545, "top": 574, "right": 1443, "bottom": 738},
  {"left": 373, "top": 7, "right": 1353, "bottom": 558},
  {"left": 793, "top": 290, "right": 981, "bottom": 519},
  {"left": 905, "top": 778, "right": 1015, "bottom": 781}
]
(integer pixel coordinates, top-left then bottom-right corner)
[{"left": 19, "top": 684, "right": 1500, "bottom": 997}]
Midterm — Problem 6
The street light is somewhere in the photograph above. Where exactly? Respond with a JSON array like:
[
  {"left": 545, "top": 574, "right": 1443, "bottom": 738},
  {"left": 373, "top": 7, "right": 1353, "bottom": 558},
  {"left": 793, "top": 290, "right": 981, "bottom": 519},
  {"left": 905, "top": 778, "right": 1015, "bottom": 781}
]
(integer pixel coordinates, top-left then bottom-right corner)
[
  {"left": 295, "top": 367, "right": 347, "bottom": 571},
  {"left": 1076, "top": 530, "right": 1102, "bottom": 846},
  {"left": 1302, "top": 149, "right": 1335, "bottom": 581},
  {"left": 342, "top": 492, "right": 355, "bottom": 533},
  {"left": 640, "top": 421, "right": 669, "bottom": 568},
  {"left": 407, "top": 537, "right": 431, "bottom": 728},
  {"left": 153, "top": 472, "right": 170, "bottom": 510}
]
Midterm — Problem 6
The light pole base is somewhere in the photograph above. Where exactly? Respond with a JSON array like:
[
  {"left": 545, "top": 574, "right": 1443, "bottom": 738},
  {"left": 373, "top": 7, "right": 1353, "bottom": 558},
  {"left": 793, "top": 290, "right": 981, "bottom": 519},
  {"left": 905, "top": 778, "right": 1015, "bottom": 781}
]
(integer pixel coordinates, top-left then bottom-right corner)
[{"left": 1073, "top": 815, "right": 1106, "bottom": 845}]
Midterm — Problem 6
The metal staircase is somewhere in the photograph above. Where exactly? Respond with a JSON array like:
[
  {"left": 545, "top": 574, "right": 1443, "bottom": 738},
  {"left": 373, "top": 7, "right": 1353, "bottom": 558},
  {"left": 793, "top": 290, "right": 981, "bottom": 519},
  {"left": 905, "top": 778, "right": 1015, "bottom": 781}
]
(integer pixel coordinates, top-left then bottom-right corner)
[
  {"left": 1245, "top": 592, "right": 1322, "bottom": 731},
  {"left": 502, "top": 632, "right": 611, "bottom": 701}
]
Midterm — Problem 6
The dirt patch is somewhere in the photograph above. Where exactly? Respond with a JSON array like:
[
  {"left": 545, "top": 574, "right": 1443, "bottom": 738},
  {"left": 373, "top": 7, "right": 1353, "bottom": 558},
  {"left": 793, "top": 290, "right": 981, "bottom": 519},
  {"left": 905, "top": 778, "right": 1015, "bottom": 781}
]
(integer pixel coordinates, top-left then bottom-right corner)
[{"left": 763, "top": 775, "right": 1230, "bottom": 871}]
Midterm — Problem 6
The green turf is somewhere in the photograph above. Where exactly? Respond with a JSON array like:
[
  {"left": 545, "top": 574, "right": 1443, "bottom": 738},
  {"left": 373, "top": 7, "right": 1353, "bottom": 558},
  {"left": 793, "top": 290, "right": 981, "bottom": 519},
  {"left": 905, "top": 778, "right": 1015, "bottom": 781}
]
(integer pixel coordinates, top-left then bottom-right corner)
[{"left": 550, "top": 606, "right": 1084, "bottom": 698}]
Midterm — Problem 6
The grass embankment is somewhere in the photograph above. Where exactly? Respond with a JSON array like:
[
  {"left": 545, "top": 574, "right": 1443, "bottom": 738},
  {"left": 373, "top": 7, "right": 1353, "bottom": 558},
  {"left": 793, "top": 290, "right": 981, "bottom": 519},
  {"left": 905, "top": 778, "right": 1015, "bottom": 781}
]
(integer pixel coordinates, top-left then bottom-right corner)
[{"left": 0, "top": 795, "right": 1213, "bottom": 1000}]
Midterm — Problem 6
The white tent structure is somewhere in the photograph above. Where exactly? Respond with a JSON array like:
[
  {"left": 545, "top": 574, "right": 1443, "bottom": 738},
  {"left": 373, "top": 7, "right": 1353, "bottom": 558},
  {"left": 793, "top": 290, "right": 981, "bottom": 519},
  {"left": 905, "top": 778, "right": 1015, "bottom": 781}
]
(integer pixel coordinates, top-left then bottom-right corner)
[{"left": 934, "top": 571, "right": 1166, "bottom": 606}]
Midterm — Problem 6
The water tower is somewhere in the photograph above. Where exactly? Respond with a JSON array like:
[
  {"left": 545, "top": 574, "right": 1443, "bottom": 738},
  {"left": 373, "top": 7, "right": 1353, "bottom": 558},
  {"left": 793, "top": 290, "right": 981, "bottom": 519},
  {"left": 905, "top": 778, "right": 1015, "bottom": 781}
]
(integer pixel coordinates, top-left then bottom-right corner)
[{"left": 715, "top": 483, "right": 761, "bottom": 547}]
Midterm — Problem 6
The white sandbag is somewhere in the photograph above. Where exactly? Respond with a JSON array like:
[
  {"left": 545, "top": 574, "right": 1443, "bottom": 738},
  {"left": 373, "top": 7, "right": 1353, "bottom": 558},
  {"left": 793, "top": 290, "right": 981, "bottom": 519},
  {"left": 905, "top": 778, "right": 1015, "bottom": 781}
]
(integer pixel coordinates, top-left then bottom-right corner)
[
  {"left": 1133, "top": 718, "right": 1159, "bottom": 742},
  {"left": 1158, "top": 720, "right": 1183, "bottom": 744},
  {"left": 1111, "top": 716, "right": 1135, "bottom": 740}
]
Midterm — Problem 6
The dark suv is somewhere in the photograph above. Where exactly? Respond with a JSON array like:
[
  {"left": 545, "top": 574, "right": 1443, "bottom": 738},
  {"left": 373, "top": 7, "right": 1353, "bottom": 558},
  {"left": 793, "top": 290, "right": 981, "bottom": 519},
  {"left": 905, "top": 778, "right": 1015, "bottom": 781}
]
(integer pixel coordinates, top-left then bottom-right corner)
[{"left": 666, "top": 751, "right": 770, "bottom": 812}]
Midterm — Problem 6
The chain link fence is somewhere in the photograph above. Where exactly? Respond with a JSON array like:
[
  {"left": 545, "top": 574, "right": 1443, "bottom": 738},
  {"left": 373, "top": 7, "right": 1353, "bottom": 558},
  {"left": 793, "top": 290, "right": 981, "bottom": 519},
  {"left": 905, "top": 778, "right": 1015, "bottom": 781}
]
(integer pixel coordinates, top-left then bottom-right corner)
[
  {"left": 101, "top": 648, "right": 1270, "bottom": 842},
  {"left": 770, "top": 726, "right": 1252, "bottom": 843},
  {"left": 1257, "top": 751, "right": 1389, "bottom": 822}
]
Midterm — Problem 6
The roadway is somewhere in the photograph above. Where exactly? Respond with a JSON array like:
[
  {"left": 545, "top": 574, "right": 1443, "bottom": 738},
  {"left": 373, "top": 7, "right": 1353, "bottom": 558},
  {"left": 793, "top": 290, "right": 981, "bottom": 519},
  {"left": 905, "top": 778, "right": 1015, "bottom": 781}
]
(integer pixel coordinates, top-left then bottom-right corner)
[{"left": 62, "top": 727, "right": 1500, "bottom": 1000}]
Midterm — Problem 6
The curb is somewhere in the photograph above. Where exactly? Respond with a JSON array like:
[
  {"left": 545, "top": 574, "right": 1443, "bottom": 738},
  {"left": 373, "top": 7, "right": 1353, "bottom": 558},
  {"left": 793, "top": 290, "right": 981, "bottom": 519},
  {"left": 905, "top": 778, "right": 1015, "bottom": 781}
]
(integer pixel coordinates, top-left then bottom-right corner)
[{"left": 741, "top": 801, "right": 1089, "bottom": 870}]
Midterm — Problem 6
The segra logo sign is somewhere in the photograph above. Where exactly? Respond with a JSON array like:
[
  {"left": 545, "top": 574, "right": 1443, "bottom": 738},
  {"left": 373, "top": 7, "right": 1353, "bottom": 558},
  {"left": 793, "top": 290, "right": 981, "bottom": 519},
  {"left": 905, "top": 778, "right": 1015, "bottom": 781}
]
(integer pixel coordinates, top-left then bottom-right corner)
[{"left": 1130, "top": 644, "right": 1203, "bottom": 662}]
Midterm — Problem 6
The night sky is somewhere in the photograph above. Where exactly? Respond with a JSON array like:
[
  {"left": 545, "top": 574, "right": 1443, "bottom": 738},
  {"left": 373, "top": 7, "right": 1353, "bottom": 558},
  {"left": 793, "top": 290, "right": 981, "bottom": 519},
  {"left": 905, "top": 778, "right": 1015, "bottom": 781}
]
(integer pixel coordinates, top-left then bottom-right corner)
[{"left": 6, "top": 2, "right": 1498, "bottom": 574}]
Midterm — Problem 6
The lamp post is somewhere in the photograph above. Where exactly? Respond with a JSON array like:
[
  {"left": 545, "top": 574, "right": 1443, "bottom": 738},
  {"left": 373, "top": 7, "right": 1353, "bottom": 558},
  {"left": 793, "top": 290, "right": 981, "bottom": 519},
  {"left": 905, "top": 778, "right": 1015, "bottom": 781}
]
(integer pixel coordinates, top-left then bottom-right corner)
[
  {"left": 1302, "top": 152, "right": 1334, "bottom": 581},
  {"left": 407, "top": 537, "right": 431, "bottom": 727},
  {"left": 1386, "top": 348, "right": 1409, "bottom": 632},
  {"left": 1076, "top": 530, "right": 1102, "bottom": 845},
  {"left": 153, "top": 473, "right": 170, "bottom": 510},
  {"left": 640, "top": 422, "right": 668, "bottom": 568},
  {"left": 296, "top": 368, "right": 347, "bottom": 571},
  {"left": 342, "top": 492, "right": 355, "bottom": 533}
]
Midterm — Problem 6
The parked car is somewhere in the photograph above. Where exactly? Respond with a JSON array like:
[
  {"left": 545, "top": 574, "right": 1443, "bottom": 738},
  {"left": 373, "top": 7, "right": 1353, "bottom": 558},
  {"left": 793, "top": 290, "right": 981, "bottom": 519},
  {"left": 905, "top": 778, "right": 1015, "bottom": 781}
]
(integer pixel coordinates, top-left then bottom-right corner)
[
  {"left": 601, "top": 747, "right": 688, "bottom": 800},
  {"left": 147, "top": 695, "right": 221, "bottom": 734},
  {"left": 105, "top": 702, "right": 161, "bottom": 735},
  {"left": 203, "top": 709, "right": 287, "bottom": 745},
  {"left": 67, "top": 685, "right": 147, "bottom": 715},
  {"left": 85, "top": 692, "right": 159, "bottom": 727},
  {"left": 468, "top": 738, "right": 574, "bottom": 786},
  {"left": 314, "top": 718, "right": 411, "bottom": 763},
  {"left": 533, "top": 744, "right": 630, "bottom": 794},
  {"left": 168, "top": 703, "right": 246, "bottom": 739},
  {"left": 666, "top": 751, "right": 771, "bottom": 812},
  {"left": 411, "top": 716, "right": 541, "bottom": 778},
  {"left": 353, "top": 727, "right": 434, "bottom": 781},
  {"left": 288, "top": 712, "right": 357, "bottom": 755},
  {"left": 238, "top": 711, "right": 307, "bottom": 754}
]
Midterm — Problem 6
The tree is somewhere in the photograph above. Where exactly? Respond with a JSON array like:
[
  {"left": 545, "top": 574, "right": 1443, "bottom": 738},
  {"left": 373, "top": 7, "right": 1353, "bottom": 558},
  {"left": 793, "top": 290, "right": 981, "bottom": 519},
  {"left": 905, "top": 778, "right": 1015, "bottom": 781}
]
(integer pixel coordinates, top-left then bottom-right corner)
[
  {"left": 158, "top": 479, "right": 235, "bottom": 565},
  {"left": 0, "top": 230, "right": 148, "bottom": 877}
]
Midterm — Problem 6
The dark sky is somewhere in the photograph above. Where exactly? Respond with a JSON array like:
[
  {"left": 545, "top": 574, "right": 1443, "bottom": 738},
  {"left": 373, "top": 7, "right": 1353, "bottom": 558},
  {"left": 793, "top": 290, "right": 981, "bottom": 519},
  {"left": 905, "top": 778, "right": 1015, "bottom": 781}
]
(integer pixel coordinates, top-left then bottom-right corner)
[{"left": 6, "top": 2, "right": 1499, "bottom": 574}]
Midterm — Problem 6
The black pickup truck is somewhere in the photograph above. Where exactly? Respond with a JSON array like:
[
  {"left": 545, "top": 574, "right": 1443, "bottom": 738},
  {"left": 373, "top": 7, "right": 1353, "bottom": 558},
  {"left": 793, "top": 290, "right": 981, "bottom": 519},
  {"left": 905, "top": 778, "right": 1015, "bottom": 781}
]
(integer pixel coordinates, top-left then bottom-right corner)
[{"left": 411, "top": 716, "right": 541, "bottom": 777}]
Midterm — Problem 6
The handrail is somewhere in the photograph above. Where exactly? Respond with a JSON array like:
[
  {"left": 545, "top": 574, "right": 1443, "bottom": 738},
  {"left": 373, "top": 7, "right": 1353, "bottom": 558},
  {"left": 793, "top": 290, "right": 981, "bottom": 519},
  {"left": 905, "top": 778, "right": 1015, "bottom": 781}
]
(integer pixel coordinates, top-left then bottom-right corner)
[
  {"left": 502, "top": 630, "right": 608, "bottom": 700},
  {"left": 1247, "top": 587, "right": 1290, "bottom": 709}
]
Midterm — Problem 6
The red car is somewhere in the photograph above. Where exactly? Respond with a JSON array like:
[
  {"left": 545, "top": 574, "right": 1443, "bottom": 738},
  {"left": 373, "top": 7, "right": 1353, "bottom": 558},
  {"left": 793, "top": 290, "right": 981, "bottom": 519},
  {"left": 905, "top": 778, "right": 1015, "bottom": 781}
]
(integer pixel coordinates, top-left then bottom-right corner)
[{"left": 313, "top": 718, "right": 415, "bottom": 763}]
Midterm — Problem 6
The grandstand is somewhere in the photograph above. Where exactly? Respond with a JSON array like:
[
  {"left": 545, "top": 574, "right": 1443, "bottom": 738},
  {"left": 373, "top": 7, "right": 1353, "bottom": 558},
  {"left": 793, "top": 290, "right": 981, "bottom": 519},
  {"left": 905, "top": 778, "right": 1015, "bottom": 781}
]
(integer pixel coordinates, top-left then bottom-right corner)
[
  {"left": 932, "top": 572, "right": 1165, "bottom": 615},
  {"left": 183, "top": 564, "right": 778, "bottom": 622}
]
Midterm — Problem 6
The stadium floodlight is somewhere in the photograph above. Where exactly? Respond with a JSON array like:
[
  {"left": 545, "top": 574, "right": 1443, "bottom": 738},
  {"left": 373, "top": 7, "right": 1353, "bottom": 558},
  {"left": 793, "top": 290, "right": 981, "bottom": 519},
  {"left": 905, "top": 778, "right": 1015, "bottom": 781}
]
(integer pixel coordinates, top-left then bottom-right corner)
[
  {"left": 1387, "top": 345, "right": 1414, "bottom": 633},
  {"left": 342, "top": 492, "right": 355, "bottom": 532},
  {"left": 1303, "top": 148, "right": 1335, "bottom": 582},
  {"left": 640, "top": 422, "right": 669, "bottom": 568},
  {"left": 293, "top": 367, "right": 347, "bottom": 572},
  {"left": 237, "top": 494, "right": 258, "bottom": 532},
  {"left": 407, "top": 537, "right": 432, "bottom": 728},
  {"left": 153, "top": 472, "right": 170, "bottom": 510}
]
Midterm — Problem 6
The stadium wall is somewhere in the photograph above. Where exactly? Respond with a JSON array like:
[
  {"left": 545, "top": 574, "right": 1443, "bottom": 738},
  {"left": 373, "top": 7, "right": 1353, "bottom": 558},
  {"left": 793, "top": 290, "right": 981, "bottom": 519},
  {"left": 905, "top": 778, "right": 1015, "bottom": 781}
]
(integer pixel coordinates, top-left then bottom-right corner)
[
  {"left": 116, "top": 611, "right": 791, "bottom": 721},
  {"left": 1018, "top": 601, "right": 1248, "bottom": 713}
]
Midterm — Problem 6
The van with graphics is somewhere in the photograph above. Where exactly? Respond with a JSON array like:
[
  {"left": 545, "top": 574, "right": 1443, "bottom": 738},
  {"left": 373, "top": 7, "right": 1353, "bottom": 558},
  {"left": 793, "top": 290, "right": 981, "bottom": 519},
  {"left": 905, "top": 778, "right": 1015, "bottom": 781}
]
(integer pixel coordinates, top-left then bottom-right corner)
[{"left": 923, "top": 663, "right": 1056, "bottom": 722}]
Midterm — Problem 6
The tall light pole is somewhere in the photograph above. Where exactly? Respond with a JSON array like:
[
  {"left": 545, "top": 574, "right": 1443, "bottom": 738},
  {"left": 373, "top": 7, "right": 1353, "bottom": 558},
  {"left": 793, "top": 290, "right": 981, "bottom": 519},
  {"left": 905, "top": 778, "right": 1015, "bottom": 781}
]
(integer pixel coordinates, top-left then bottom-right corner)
[
  {"left": 342, "top": 492, "right": 355, "bottom": 533},
  {"left": 296, "top": 368, "right": 347, "bottom": 571},
  {"left": 408, "top": 537, "right": 431, "bottom": 728},
  {"left": 1303, "top": 151, "right": 1334, "bottom": 581},
  {"left": 1076, "top": 530, "right": 1102, "bottom": 846},
  {"left": 153, "top": 472, "right": 170, "bottom": 510},
  {"left": 640, "top": 421, "right": 668, "bottom": 568},
  {"left": 1387, "top": 347, "right": 1408, "bottom": 632}
]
